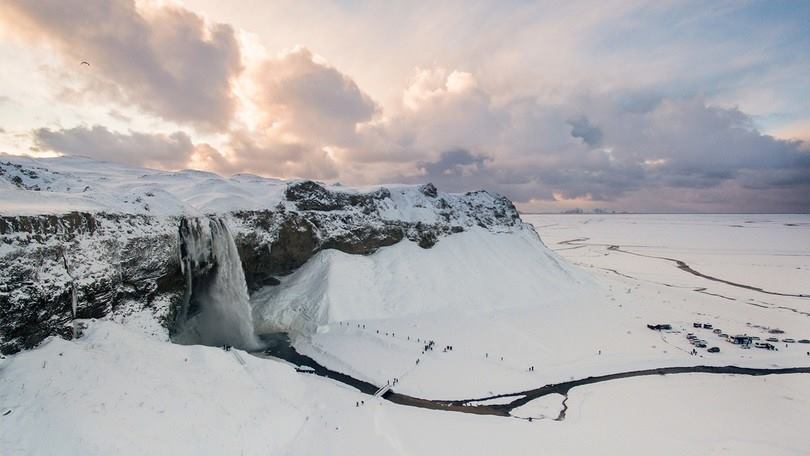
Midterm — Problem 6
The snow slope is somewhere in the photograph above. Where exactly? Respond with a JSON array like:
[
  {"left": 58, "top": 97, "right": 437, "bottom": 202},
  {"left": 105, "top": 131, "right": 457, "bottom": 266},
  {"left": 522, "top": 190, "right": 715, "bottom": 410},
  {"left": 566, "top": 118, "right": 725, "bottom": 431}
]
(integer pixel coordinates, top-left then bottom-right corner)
[{"left": 252, "top": 226, "right": 588, "bottom": 333}]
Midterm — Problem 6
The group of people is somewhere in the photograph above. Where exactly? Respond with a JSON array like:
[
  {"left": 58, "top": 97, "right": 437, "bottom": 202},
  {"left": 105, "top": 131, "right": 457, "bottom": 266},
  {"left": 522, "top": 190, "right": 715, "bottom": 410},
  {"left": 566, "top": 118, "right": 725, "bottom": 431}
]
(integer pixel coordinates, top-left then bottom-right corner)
[
  {"left": 422, "top": 340, "right": 436, "bottom": 353},
  {"left": 339, "top": 321, "right": 368, "bottom": 330}
]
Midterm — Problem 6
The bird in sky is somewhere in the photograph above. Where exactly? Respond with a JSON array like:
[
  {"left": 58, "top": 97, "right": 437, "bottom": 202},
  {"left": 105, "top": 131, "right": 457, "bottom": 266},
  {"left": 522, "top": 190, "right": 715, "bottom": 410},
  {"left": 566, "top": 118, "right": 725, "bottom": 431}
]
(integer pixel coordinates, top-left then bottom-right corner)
[{"left": 80, "top": 61, "right": 90, "bottom": 66}]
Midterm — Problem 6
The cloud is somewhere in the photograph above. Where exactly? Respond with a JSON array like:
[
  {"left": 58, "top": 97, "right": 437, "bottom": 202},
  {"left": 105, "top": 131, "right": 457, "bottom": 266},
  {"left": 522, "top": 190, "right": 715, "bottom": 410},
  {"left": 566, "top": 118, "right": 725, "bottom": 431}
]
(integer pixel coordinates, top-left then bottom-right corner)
[
  {"left": 223, "top": 129, "right": 339, "bottom": 179},
  {"left": 33, "top": 125, "right": 199, "bottom": 169},
  {"left": 249, "top": 47, "right": 378, "bottom": 146},
  {"left": 3, "top": 0, "right": 242, "bottom": 130},
  {"left": 343, "top": 68, "right": 505, "bottom": 167},
  {"left": 173, "top": 46, "right": 373, "bottom": 180},
  {"left": 568, "top": 116, "right": 603, "bottom": 146},
  {"left": 359, "top": 73, "right": 810, "bottom": 211},
  {"left": 418, "top": 148, "right": 489, "bottom": 180}
]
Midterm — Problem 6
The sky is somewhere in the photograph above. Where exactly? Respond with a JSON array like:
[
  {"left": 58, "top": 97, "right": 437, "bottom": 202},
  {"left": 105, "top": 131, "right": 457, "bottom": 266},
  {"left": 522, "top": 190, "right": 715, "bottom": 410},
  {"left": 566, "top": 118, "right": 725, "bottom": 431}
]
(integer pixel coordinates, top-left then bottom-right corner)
[{"left": 1, "top": 0, "right": 809, "bottom": 213}]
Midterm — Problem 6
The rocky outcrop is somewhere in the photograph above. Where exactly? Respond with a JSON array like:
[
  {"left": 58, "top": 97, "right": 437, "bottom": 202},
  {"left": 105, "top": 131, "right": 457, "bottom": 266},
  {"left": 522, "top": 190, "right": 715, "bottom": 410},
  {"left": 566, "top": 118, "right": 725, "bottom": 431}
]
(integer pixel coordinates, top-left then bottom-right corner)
[{"left": 0, "top": 180, "right": 524, "bottom": 354}]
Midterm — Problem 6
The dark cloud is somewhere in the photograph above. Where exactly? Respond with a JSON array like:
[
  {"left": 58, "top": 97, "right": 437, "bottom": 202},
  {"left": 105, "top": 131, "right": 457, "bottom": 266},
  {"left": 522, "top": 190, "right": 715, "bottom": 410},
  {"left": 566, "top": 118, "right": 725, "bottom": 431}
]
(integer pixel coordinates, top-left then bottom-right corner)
[
  {"left": 3, "top": 0, "right": 242, "bottom": 131},
  {"left": 418, "top": 149, "right": 489, "bottom": 179},
  {"left": 567, "top": 116, "right": 603, "bottom": 146},
  {"left": 33, "top": 125, "right": 197, "bottom": 169}
]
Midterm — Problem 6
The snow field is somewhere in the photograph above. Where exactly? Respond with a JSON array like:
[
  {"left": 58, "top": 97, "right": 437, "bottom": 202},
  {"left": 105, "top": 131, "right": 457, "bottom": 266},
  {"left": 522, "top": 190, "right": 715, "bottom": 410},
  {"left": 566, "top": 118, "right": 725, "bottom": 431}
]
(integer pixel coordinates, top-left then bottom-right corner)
[{"left": 3, "top": 320, "right": 809, "bottom": 455}]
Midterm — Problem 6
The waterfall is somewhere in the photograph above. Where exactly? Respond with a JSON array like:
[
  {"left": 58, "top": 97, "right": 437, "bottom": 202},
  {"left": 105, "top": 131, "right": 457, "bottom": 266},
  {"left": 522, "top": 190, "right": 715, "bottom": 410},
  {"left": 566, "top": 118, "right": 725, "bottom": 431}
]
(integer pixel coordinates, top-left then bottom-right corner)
[
  {"left": 61, "top": 249, "right": 78, "bottom": 339},
  {"left": 70, "top": 283, "right": 77, "bottom": 339},
  {"left": 175, "top": 217, "right": 259, "bottom": 350}
]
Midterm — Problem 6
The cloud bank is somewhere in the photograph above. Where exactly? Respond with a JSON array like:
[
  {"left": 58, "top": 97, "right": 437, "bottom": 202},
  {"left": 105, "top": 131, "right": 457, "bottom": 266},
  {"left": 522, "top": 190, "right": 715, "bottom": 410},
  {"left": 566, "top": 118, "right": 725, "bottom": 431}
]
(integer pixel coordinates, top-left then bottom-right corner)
[
  {"left": 33, "top": 125, "right": 200, "bottom": 169},
  {"left": 3, "top": 0, "right": 809, "bottom": 212}
]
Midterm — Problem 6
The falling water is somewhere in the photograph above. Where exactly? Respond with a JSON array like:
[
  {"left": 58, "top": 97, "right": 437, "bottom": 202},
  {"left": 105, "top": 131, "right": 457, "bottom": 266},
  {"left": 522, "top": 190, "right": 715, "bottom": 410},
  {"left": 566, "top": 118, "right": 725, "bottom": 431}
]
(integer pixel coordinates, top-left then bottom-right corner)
[
  {"left": 70, "top": 282, "right": 77, "bottom": 339},
  {"left": 175, "top": 217, "right": 259, "bottom": 350},
  {"left": 61, "top": 249, "right": 78, "bottom": 339}
]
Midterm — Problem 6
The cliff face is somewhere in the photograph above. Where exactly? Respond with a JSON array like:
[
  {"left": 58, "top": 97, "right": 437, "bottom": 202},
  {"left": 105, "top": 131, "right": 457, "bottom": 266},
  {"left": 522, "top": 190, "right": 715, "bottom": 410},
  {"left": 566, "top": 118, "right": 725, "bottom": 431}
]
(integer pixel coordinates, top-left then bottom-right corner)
[
  {"left": 0, "top": 213, "right": 184, "bottom": 353},
  {"left": 0, "top": 158, "right": 523, "bottom": 354}
]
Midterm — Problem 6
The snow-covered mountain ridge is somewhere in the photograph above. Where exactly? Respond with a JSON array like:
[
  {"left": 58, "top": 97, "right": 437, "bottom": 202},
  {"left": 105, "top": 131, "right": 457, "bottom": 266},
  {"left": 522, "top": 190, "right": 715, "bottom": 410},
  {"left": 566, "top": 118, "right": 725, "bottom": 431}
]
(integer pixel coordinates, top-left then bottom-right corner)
[{"left": 0, "top": 155, "right": 526, "bottom": 353}]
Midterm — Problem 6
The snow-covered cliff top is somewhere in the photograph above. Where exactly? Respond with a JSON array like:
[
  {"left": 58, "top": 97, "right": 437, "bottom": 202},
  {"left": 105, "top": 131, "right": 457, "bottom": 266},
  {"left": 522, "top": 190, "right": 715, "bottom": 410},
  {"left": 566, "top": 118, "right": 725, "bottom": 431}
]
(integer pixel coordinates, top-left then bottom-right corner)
[{"left": 0, "top": 155, "right": 517, "bottom": 227}]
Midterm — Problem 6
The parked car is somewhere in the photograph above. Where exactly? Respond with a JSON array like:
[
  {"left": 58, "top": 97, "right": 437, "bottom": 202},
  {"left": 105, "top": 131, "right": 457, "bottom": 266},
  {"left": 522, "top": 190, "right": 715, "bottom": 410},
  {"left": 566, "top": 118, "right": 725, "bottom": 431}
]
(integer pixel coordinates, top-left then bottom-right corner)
[
  {"left": 783, "top": 338, "right": 796, "bottom": 343},
  {"left": 707, "top": 347, "right": 720, "bottom": 353},
  {"left": 647, "top": 324, "right": 672, "bottom": 331},
  {"left": 798, "top": 339, "right": 810, "bottom": 344},
  {"left": 712, "top": 329, "right": 722, "bottom": 334},
  {"left": 703, "top": 324, "right": 713, "bottom": 329},
  {"left": 695, "top": 341, "right": 707, "bottom": 348},
  {"left": 766, "top": 337, "right": 779, "bottom": 342},
  {"left": 693, "top": 322, "right": 702, "bottom": 328}
]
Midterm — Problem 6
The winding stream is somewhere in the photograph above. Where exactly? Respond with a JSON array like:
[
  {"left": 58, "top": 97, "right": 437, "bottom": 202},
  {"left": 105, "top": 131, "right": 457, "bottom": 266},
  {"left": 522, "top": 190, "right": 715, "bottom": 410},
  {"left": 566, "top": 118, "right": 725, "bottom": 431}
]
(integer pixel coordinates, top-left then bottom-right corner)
[{"left": 254, "top": 333, "right": 810, "bottom": 419}]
